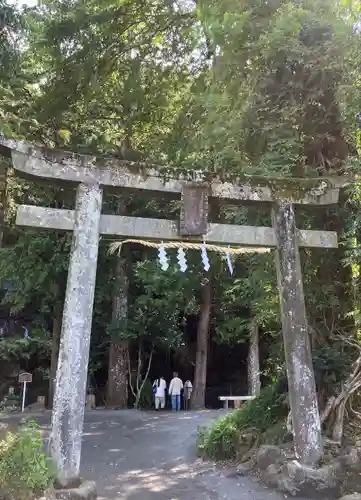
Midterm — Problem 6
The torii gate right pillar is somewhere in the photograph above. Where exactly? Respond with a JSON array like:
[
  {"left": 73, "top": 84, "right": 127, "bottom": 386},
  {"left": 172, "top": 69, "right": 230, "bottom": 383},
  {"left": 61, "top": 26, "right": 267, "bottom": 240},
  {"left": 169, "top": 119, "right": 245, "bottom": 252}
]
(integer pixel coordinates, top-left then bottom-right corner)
[{"left": 273, "top": 200, "right": 323, "bottom": 465}]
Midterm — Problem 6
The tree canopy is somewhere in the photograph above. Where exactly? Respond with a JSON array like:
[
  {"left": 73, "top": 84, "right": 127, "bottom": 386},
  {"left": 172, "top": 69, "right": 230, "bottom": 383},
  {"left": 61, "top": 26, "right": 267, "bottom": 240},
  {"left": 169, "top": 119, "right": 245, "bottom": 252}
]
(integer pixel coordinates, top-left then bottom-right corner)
[{"left": 0, "top": 0, "right": 361, "bottom": 418}]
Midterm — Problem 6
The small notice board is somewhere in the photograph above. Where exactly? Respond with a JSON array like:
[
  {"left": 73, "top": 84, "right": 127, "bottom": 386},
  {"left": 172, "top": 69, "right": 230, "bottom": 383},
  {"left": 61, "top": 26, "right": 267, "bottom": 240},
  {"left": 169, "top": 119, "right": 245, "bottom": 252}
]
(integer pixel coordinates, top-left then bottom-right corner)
[
  {"left": 18, "top": 372, "right": 32, "bottom": 411},
  {"left": 19, "top": 372, "right": 32, "bottom": 384}
]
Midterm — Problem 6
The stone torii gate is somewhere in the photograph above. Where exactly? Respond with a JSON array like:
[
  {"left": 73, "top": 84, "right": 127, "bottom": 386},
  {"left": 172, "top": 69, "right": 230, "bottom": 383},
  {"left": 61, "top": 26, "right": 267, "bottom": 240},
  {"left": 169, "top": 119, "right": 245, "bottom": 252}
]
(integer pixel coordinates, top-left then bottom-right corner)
[{"left": 0, "top": 140, "right": 341, "bottom": 482}]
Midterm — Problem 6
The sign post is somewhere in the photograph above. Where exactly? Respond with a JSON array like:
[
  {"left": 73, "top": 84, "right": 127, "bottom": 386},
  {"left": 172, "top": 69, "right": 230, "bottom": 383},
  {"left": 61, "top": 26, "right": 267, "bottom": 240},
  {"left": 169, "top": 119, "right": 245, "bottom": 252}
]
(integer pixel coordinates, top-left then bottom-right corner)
[{"left": 18, "top": 372, "right": 32, "bottom": 412}]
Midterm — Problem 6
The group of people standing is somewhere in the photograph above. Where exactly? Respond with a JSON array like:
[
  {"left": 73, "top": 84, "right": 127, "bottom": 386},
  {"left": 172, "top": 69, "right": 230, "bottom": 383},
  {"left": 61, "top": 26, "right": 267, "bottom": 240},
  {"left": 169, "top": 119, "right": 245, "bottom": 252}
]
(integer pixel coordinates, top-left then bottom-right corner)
[{"left": 152, "top": 372, "right": 193, "bottom": 411}]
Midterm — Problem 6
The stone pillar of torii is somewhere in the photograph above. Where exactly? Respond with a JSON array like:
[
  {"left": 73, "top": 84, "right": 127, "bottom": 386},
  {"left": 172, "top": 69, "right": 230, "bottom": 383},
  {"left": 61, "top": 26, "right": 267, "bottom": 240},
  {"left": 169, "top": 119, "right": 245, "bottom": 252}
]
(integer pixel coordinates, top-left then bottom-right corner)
[{"left": 0, "top": 139, "right": 344, "bottom": 483}]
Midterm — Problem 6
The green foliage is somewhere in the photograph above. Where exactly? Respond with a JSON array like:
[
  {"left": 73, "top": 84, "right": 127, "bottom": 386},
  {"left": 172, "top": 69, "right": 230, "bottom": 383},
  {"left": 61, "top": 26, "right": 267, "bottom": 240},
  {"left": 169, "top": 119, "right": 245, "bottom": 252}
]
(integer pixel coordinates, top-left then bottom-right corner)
[
  {"left": 197, "top": 385, "right": 289, "bottom": 460},
  {"left": 262, "top": 421, "right": 290, "bottom": 446},
  {"left": 0, "top": 336, "right": 51, "bottom": 362},
  {"left": 214, "top": 251, "right": 280, "bottom": 344},
  {"left": 169, "top": 0, "right": 356, "bottom": 178},
  {"left": 0, "top": 393, "right": 20, "bottom": 413},
  {"left": 0, "top": 421, "right": 54, "bottom": 500},
  {"left": 129, "top": 263, "right": 185, "bottom": 345},
  {"left": 22, "top": 0, "right": 196, "bottom": 157},
  {"left": 136, "top": 379, "right": 154, "bottom": 410},
  {"left": 313, "top": 344, "right": 351, "bottom": 389},
  {"left": 107, "top": 260, "right": 193, "bottom": 349},
  {"left": 0, "top": 0, "right": 40, "bottom": 138},
  {"left": 0, "top": 0, "right": 20, "bottom": 78},
  {"left": 0, "top": 229, "right": 69, "bottom": 314}
]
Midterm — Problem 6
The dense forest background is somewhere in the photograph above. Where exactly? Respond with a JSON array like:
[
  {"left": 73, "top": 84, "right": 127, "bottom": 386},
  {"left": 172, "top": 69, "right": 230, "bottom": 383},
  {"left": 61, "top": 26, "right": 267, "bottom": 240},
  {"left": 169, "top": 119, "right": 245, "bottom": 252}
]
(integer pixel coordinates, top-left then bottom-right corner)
[{"left": 1, "top": 0, "right": 361, "bottom": 414}]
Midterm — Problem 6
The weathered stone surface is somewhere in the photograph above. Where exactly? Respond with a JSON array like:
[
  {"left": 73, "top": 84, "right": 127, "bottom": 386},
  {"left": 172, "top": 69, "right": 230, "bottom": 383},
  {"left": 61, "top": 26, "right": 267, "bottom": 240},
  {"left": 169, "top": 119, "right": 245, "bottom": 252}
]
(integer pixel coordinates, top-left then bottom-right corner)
[
  {"left": 0, "top": 139, "right": 341, "bottom": 205},
  {"left": 256, "top": 445, "right": 286, "bottom": 470},
  {"left": 235, "top": 460, "right": 254, "bottom": 476},
  {"left": 334, "top": 446, "right": 361, "bottom": 493},
  {"left": 0, "top": 421, "right": 13, "bottom": 441},
  {"left": 54, "top": 478, "right": 82, "bottom": 489},
  {"left": 49, "top": 183, "right": 103, "bottom": 482},
  {"left": 44, "top": 481, "right": 97, "bottom": 500},
  {"left": 261, "top": 459, "right": 342, "bottom": 498},
  {"left": 262, "top": 463, "right": 286, "bottom": 490},
  {"left": 180, "top": 185, "right": 208, "bottom": 236},
  {"left": 338, "top": 445, "right": 361, "bottom": 472},
  {"left": 17, "top": 205, "right": 339, "bottom": 249},
  {"left": 254, "top": 443, "right": 361, "bottom": 499},
  {"left": 272, "top": 201, "right": 323, "bottom": 465},
  {"left": 85, "top": 394, "right": 95, "bottom": 409},
  {"left": 284, "top": 460, "right": 341, "bottom": 497},
  {"left": 25, "top": 396, "right": 46, "bottom": 412}
]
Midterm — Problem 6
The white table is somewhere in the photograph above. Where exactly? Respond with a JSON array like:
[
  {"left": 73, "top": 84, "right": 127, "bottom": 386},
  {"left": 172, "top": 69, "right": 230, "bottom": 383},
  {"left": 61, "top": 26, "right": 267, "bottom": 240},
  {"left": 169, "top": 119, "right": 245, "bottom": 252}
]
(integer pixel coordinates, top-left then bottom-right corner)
[{"left": 218, "top": 395, "right": 256, "bottom": 409}]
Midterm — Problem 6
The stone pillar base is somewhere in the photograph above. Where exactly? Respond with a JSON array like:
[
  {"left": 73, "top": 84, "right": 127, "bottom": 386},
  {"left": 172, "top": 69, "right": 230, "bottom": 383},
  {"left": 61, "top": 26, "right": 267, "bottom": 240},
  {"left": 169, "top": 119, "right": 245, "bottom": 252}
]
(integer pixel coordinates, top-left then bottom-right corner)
[
  {"left": 42, "top": 481, "right": 97, "bottom": 500},
  {"left": 86, "top": 395, "right": 96, "bottom": 409},
  {"left": 37, "top": 396, "right": 46, "bottom": 406}
]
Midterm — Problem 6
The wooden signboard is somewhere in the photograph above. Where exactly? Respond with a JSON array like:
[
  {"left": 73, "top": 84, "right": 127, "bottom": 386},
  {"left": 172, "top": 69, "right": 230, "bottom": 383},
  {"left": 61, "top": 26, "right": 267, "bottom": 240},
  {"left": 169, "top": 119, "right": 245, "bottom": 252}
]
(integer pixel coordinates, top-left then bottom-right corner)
[
  {"left": 18, "top": 372, "right": 32, "bottom": 412},
  {"left": 19, "top": 372, "right": 32, "bottom": 383}
]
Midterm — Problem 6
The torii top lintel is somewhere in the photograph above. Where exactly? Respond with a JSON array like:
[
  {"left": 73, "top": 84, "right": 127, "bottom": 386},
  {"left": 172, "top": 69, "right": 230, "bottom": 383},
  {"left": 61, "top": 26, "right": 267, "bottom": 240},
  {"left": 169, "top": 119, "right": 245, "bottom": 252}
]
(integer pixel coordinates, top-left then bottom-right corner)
[{"left": 0, "top": 139, "right": 346, "bottom": 205}]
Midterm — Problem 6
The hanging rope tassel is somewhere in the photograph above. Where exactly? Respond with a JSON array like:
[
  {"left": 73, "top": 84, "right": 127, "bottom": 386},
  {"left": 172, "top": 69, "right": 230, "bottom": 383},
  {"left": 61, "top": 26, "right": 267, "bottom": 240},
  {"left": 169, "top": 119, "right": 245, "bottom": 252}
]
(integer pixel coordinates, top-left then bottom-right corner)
[{"left": 110, "top": 239, "right": 271, "bottom": 256}]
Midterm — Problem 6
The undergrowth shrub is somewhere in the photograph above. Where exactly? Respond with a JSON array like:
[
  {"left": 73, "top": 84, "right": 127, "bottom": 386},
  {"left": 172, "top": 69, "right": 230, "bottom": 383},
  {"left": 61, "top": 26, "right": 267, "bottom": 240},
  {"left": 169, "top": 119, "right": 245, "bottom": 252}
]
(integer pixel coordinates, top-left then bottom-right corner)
[
  {"left": 0, "top": 421, "right": 54, "bottom": 500},
  {"left": 137, "top": 379, "right": 153, "bottom": 409},
  {"left": 197, "top": 385, "right": 289, "bottom": 461}
]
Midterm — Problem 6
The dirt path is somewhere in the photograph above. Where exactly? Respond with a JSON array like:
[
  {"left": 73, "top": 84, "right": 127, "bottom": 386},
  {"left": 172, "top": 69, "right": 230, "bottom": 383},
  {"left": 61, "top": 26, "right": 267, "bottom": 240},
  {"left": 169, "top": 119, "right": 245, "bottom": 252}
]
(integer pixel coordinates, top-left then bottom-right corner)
[
  {"left": 77, "top": 409, "right": 303, "bottom": 500},
  {"left": 2, "top": 409, "right": 310, "bottom": 499}
]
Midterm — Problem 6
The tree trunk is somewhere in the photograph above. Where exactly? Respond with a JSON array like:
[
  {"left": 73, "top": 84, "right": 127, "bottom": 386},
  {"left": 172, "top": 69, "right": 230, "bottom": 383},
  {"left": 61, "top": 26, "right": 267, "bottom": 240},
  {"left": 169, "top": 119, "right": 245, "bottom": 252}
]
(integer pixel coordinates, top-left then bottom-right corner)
[
  {"left": 0, "top": 160, "right": 8, "bottom": 248},
  {"left": 106, "top": 250, "right": 129, "bottom": 408},
  {"left": 48, "top": 302, "right": 62, "bottom": 409},
  {"left": 191, "top": 280, "right": 212, "bottom": 410},
  {"left": 106, "top": 126, "right": 134, "bottom": 409},
  {"left": 248, "top": 323, "right": 261, "bottom": 397}
]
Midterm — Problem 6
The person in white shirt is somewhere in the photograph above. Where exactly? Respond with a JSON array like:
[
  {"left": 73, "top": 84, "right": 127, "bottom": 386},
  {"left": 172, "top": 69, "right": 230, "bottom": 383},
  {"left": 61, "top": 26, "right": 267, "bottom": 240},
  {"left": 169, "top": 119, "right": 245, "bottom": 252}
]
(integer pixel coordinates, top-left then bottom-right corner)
[
  {"left": 168, "top": 372, "right": 183, "bottom": 411},
  {"left": 153, "top": 376, "right": 166, "bottom": 410}
]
